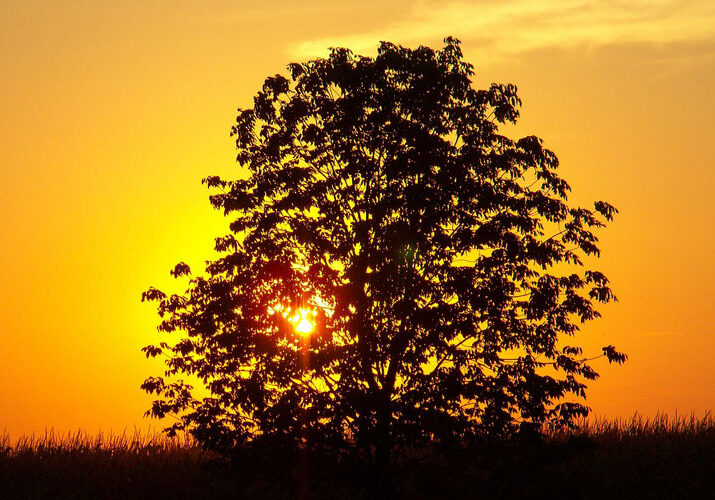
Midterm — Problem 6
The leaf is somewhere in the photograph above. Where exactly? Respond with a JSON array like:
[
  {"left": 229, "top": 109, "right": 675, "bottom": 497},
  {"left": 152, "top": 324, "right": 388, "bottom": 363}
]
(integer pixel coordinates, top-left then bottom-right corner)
[{"left": 602, "top": 345, "right": 628, "bottom": 364}]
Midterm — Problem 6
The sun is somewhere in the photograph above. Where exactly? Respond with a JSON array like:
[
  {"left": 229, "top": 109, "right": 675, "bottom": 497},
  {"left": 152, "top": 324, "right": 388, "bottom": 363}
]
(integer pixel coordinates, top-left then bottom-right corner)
[
  {"left": 290, "top": 308, "right": 315, "bottom": 335},
  {"left": 269, "top": 304, "right": 316, "bottom": 336},
  {"left": 294, "top": 316, "right": 314, "bottom": 335}
]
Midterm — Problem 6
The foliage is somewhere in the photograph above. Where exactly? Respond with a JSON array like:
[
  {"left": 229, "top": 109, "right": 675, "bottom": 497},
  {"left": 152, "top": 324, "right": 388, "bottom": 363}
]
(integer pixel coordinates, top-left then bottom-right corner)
[{"left": 141, "top": 38, "right": 624, "bottom": 462}]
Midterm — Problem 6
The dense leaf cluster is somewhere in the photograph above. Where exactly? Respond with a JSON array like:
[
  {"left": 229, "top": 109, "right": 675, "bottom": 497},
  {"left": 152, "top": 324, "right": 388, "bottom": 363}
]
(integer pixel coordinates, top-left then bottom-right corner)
[{"left": 142, "top": 38, "right": 624, "bottom": 460}]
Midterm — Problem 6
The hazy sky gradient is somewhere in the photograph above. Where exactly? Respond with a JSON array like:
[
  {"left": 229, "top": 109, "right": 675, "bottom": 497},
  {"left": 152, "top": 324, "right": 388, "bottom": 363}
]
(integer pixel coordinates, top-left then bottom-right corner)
[{"left": 1, "top": 0, "right": 713, "bottom": 439}]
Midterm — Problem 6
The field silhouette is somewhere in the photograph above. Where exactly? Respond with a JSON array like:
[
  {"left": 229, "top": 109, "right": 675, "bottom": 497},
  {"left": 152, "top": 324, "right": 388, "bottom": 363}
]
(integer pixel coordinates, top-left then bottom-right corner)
[{"left": 2, "top": 414, "right": 713, "bottom": 499}]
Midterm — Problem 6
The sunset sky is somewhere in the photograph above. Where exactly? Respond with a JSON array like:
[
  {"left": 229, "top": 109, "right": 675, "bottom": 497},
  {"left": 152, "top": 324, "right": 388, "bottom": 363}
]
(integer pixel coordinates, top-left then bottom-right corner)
[{"left": 2, "top": 0, "right": 713, "bottom": 439}]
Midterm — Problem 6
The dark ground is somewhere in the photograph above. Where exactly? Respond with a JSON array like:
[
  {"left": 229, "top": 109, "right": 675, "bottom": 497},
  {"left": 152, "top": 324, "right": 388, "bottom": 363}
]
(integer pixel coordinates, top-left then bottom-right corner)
[{"left": 2, "top": 416, "right": 713, "bottom": 499}]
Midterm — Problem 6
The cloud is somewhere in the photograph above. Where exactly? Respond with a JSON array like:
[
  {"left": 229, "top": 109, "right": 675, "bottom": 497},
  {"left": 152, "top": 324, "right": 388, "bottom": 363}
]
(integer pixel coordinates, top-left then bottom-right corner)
[{"left": 290, "top": 0, "right": 715, "bottom": 61}]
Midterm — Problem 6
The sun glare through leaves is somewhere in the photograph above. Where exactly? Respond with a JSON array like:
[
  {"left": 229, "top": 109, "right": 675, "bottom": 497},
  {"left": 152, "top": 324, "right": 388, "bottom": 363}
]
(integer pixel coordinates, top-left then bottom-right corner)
[
  {"left": 292, "top": 309, "right": 315, "bottom": 335},
  {"left": 268, "top": 303, "right": 316, "bottom": 336}
]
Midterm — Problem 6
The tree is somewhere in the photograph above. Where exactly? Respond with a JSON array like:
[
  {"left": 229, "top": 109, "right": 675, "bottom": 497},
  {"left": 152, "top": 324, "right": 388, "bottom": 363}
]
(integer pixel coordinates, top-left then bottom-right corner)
[{"left": 141, "top": 38, "right": 625, "bottom": 467}]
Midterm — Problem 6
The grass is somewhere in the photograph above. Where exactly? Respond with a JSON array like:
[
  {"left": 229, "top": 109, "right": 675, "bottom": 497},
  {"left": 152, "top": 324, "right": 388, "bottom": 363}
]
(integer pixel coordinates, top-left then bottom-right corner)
[
  {"left": 1, "top": 414, "right": 713, "bottom": 499},
  {"left": 0, "top": 429, "right": 236, "bottom": 499}
]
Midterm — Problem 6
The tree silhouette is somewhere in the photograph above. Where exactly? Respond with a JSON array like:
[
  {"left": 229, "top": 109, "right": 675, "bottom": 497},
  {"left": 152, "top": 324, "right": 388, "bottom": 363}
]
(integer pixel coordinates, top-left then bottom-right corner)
[{"left": 141, "top": 38, "right": 625, "bottom": 468}]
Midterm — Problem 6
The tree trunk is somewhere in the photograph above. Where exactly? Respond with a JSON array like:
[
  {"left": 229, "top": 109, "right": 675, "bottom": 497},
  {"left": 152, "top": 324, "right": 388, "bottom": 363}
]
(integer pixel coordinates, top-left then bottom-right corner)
[
  {"left": 372, "top": 439, "right": 393, "bottom": 496},
  {"left": 371, "top": 403, "right": 394, "bottom": 496}
]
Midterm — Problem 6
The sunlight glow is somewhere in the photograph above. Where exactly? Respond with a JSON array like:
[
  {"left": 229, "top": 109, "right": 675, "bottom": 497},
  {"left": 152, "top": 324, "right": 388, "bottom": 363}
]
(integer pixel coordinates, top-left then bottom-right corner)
[
  {"left": 295, "top": 316, "right": 314, "bottom": 335},
  {"left": 269, "top": 304, "right": 316, "bottom": 336},
  {"left": 291, "top": 308, "right": 316, "bottom": 336}
]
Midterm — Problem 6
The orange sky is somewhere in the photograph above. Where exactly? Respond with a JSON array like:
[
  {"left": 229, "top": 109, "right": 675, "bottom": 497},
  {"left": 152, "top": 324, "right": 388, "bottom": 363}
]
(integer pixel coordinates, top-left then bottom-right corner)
[{"left": 2, "top": 1, "right": 714, "bottom": 439}]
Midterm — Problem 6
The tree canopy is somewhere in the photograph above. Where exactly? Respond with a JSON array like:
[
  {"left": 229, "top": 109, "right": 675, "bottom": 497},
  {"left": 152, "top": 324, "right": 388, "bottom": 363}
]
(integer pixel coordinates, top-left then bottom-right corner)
[{"left": 141, "top": 37, "right": 625, "bottom": 462}]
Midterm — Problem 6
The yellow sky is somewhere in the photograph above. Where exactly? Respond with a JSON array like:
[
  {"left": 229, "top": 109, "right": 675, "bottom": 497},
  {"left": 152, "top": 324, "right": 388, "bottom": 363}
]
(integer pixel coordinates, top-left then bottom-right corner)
[{"left": 1, "top": 1, "right": 713, "bottom": 439}]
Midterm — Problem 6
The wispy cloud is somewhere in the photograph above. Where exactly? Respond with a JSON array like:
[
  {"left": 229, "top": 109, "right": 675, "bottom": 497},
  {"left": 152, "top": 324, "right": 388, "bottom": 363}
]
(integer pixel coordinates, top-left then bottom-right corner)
[{"left": 290, "top": 0, "right": 715, "bottom": 61}]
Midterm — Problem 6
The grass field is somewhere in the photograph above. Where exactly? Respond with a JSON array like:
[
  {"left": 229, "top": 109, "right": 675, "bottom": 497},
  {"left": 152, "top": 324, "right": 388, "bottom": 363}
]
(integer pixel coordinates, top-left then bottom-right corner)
[{"left": 2, "top": 414, "right": 713, "bottom": 499}]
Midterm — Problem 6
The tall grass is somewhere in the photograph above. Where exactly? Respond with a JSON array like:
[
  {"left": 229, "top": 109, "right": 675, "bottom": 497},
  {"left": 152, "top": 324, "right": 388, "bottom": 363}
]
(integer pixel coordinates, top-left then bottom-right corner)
[
  {"left": 1, "top": 428, "right": 197, "bottom": 456},
  {"left": 2, "top": 414, "right": 713, "bottom": 499},
  {"left": 0, "top": 428, "right": 237, "bottom": 499},
  {"left": 563, "top": 411, "right": 714, "bottom": 439}
]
